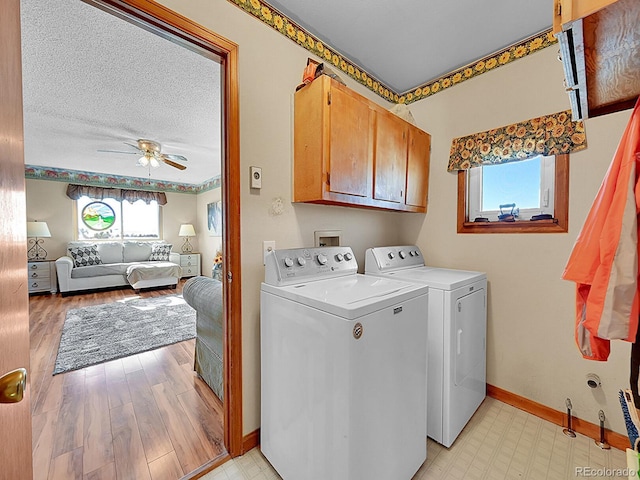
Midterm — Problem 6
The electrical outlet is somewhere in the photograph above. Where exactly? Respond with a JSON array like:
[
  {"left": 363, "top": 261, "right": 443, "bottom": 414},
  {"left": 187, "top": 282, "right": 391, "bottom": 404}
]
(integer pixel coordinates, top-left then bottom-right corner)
[{"left": 263, "top": 240, "right": 275, "bottom": 265}]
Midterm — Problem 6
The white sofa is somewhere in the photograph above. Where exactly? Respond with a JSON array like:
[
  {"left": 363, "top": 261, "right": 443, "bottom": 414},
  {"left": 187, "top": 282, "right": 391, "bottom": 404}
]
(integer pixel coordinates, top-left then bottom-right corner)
[{"left": 55, "top": 241, "right": 181, "bottom": 295}]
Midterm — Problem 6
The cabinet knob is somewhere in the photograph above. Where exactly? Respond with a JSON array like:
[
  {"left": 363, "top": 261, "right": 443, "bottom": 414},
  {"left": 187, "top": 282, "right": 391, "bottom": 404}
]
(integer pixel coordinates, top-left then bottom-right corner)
[
  {"left": 31, "top": 282, "right": 38, "bottom": 288},
  {"left": 30, "top": 264, "right": 37, "bottom": 269},
  {"left": 31, "top": 273, "right": 38, "bottom": 278}
]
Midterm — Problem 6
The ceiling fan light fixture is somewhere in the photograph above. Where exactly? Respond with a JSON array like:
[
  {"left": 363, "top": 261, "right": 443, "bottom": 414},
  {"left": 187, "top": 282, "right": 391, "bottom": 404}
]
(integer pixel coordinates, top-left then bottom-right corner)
[
  {"left": 138, "top": 155, "right": 150, "bottom": 167},
  {"left": 150, "top": 157, "right": 160, "bottom": 168}
]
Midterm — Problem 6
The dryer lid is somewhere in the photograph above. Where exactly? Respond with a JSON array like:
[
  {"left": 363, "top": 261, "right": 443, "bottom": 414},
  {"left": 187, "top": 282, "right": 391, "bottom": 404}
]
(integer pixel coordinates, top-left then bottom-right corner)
[
  {"left": 261, "top": 274, "right": 428, "bottom": 319},
  {"left": 379, "top": 267, "right": 486, "bottom": 291}
]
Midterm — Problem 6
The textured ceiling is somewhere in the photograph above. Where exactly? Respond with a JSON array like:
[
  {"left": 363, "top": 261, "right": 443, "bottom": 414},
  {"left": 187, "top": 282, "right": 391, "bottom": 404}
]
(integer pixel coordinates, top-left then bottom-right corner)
[
  {"left": 20, "top": 0, "right": 221, "bottom": 185},
  {"left": 263, "top": 0, "right": 554, "bottom": 93}
]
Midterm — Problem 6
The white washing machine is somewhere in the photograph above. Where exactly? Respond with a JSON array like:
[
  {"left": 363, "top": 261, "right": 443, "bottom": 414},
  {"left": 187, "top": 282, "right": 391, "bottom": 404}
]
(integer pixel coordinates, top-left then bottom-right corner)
[
  {"left": 261, "top": 246, "right": 429, "bottom": 480},
  {"left": 365, "top": 245, "right": 487, "bottom": 448}
]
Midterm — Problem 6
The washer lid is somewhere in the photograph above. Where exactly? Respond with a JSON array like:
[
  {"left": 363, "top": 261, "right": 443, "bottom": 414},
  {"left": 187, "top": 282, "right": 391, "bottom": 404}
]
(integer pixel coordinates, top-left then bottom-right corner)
[
  {"left": 381, "top": 267, "right": 486, "bottom": 291},
  {"left": 261, "top": 274, "right": 428, "bottom": 319}
]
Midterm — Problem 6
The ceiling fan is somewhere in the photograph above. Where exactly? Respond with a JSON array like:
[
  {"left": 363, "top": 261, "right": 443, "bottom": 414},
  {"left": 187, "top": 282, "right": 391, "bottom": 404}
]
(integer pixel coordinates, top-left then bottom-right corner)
[{"left": 98, "top": 139, "right": 188, "bottom": 170}]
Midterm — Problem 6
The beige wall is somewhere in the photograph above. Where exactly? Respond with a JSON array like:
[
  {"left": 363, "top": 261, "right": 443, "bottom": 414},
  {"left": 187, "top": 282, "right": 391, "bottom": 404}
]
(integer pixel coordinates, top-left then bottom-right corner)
[
  {"left": 196, "top": 187, "right": 223, "bottom": 276},
  {"left": 158, "top": 0, "right": 405, "bottom": 435},
  {"left": 25, "top": 179, "right": 199, "bottom": 257},
  {"left": 402, "top": 46, "right": 633, "bottom": 435}
]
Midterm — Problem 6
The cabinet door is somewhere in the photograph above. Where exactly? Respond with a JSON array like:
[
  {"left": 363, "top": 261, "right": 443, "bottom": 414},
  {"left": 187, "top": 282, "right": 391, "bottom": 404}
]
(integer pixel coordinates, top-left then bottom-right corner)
[
  {"left": 405, "top": 127, "right": 431, "bottom": 208},
  {"left": 374, "top": 111, "right": 408, "bottom": 203},
  {"left": 328, "top": 87, "right": 372, "bottom": 197}
]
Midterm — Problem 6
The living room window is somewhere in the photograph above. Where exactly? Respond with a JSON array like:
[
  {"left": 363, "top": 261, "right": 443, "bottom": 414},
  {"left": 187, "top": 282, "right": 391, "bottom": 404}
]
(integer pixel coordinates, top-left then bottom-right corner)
[{"left": 76, "top": 196, "right": 160, "bottom": 240}]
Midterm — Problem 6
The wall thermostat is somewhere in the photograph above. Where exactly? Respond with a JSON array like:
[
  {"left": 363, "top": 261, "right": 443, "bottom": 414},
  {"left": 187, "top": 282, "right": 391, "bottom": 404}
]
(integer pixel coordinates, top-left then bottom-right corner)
[{"left": 250, "top": 166, "right": 262, "bottom": 189}]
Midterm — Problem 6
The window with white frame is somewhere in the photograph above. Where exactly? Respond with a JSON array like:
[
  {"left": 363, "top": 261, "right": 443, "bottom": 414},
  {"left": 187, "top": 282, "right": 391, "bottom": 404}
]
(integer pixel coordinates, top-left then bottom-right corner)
[
  {"left": 467, "top": 154, "right": 556, "bottom": 222},
  {"left": 76, "top": 196, "right": 160, "bottom": 240}
]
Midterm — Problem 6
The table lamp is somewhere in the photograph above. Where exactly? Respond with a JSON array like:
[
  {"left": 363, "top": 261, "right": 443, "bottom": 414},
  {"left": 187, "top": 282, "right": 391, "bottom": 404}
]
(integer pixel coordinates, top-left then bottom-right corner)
[
  {"left": 178, "top": 224, "right": 196, "bottom": 254},
  {"left": 27, "top": 221, "right": 52, "bottom": 260}
]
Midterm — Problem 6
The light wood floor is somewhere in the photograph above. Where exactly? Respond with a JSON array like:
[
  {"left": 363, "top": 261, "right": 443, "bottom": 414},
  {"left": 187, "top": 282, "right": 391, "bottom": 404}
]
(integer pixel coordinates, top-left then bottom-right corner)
[{"left": 29, "top": 281, "right": 226, "bottom": 480}]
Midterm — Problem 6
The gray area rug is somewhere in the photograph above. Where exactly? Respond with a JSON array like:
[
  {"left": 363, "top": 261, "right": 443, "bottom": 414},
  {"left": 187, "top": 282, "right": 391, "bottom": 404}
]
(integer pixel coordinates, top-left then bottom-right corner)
[{"left": 53, "top": 294, "right": 196, "bottom": 375}]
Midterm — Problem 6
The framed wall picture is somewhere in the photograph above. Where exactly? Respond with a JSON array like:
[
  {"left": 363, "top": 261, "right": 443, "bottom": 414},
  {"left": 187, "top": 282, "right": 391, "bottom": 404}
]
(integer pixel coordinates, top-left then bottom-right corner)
[{"left": 207, "top": 200, "right": 222, "bottom": 236}]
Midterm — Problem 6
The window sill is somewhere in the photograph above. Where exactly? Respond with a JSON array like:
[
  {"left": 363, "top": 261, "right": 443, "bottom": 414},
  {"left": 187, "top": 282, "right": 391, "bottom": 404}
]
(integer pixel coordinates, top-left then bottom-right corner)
[{"left": 458, "top": 218, "right": 568, "bottom": 234}]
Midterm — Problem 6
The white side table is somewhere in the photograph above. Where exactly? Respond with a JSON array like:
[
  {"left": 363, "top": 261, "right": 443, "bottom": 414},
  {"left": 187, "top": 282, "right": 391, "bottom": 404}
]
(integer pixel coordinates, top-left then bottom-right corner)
[
  {"left": 179, "top": 253, "right": 201, "bottom": 278},
  {"left": 27, "top": 260, "right": 57, "bottom": 294}
]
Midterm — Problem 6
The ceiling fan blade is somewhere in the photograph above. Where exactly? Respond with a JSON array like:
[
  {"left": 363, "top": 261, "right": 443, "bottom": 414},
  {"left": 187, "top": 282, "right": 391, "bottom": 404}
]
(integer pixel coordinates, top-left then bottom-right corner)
[
  {"left": 97, "top": 149, "right": 139, "bottom": 155},
  {"left": 162, "top": 153, "right": 188, "bottom": 162},
  {"left": 124, "top": 142, "right": 142, "bottom": 151},
  {"left": 162, "top": 158, "right": 187, "bottom": 170}
]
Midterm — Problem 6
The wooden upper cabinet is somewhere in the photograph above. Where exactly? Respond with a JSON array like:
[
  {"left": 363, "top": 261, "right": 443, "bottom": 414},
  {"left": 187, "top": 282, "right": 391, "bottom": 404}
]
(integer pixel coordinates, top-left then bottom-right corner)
[
  {"left": 328, "top": 85, "right": 372, "bottom": 197},
  {"left": 293, "top": 75, "right": 431, "bottom": 213},
  {"left": 406, "top": 127, "right": 431, "bottom": 209},
  {"left": 374, "top": 110, "right": 408, "bottom": 203}
]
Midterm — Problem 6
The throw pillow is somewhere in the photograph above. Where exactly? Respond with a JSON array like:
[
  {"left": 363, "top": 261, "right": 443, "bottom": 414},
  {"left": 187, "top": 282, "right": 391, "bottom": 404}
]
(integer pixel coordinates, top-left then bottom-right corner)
[
  {"left": 68, "top": 244, "right": 102, "bottom": 268},
  {"left": 149, "top": 243, "right": 172, "bottom": 262}
]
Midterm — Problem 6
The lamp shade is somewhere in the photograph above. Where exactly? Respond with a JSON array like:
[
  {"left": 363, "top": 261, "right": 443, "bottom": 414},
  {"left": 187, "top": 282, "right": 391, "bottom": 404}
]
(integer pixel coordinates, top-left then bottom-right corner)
[
  {"left": 178, "top": 224, "right": 196, "bottom": 237},
  {"left": 27, "top": 221, "right": 51, "bottom": 238}
]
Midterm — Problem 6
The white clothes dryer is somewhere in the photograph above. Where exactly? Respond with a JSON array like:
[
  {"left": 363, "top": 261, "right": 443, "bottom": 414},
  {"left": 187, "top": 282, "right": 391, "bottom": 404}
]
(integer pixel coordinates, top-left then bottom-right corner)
[
  {"left": 261, "top": 247, "right": 429, "bottom": 480},
  {"left": 365, "top": 245, "right": 487, "bottom": 448}
]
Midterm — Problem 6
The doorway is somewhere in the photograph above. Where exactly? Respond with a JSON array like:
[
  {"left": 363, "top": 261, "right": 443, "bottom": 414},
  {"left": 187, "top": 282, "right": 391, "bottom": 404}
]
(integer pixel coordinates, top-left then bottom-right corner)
[{"left": 23, "top": 0, "right": 243, "bottom": 477}]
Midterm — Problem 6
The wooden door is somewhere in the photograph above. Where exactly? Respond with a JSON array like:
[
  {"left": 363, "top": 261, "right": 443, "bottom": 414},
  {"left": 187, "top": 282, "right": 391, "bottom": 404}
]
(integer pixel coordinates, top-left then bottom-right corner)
[
  {"left": 0, "top": 1, "right": 34, "bottom": 479},
  {"left": 328, "top": 86, "right": 372, "bottom": 197},
  {"left": 374, "top": 111, "right": 408, "bottom": 203},
  {"left": 405, "top": 127, "right": 431, "bottom": 209}
]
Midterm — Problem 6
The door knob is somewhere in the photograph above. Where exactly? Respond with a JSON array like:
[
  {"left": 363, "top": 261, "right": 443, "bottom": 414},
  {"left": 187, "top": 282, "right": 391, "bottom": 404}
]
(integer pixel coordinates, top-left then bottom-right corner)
[{"left": 0, "top": 368, "right": 27, "bottom": 403}]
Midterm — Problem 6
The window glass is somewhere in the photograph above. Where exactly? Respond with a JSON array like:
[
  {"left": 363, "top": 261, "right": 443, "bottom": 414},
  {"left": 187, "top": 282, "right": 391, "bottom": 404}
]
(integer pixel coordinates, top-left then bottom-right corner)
[
  {"left": 77, "top": 196, "right": 160, "bottom": 240},
  {"left": 468, "top": 155, "right": 555, "bottom": 222}
]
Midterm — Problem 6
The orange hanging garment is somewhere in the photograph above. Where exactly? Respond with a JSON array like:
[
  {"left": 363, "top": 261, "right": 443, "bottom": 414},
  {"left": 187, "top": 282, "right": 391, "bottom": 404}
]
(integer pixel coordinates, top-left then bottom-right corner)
[{"left": 562, "top": 98, "right": 640, "bottom": 361}]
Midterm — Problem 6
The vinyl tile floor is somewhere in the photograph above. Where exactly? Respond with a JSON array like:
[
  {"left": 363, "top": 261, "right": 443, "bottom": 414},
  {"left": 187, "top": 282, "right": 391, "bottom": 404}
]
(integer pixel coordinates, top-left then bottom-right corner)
[{"left": 201, "top": 397, "right": 629, "bottom": 480}]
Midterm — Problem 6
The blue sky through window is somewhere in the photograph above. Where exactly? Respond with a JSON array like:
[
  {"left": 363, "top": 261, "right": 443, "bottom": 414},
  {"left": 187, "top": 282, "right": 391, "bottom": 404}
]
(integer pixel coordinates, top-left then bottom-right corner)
[{"left": 482, "top": 156, "right": 541, "bottom": 211}]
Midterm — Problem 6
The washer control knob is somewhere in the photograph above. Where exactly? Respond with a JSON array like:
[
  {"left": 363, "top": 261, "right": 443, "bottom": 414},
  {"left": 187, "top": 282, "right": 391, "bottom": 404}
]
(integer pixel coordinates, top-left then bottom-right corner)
[
  {"left": 414, "top": 250, "right": 420, "bottom": 257},
  {"left": 297, "top": 256, "right": 306, "bottom": 266},
  {"left": 409, "top": 251, "right": 415, "bottom": 257},
  {"left": 388, "top": 252, "right": 395, "bottom": 259},
  {"left": 335, "top": 253, "right": 344, "bottom": 262},
  {"left": 284, "top": 257, "right": 294, "bottom": 268},
  {"left": 317, "top": 253, "right": 328, "bottom": 265},
  {"left": 399, "top": 250, "right": 407, "bottom": 259},
  {"left": 344, "top": 252, "right": 353, "bottom": 261}
]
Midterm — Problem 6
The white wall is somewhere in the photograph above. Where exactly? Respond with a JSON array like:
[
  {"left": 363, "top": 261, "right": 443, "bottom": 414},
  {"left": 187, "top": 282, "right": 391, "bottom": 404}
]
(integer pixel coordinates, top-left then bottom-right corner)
[
  {"left": 402, "top": 46, "right": 633, "bottom": 435},
  {"left": 25, "top": 179, "right": 199, "bottom": 257},
  {"left": 157, "top": 0, "right": 405, "bottom": 435}
]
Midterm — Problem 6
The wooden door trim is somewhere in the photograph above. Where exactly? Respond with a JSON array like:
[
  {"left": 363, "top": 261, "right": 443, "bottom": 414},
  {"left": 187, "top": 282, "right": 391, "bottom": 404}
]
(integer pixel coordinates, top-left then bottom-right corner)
[{"left": 83, "top": 0, "right": 243, "bottom": 460}]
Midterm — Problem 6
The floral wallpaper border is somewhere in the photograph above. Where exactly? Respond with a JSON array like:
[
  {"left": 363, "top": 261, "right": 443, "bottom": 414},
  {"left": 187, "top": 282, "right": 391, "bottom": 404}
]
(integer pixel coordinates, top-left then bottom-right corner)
[
  {"left": 25, "top": 165, "right": 221, "bottom": 194},
  {"left": 226, "top": 0, "right": 557, "bottom": 104},
  {"left": 447, "top": 110, "right": 587, "bottom": 171}
]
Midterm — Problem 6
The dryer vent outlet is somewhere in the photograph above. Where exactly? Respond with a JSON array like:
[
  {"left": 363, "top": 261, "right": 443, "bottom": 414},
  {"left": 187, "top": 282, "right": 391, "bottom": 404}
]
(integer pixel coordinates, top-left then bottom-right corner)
[{"left": 586, "top": 373, "right": 601, "bottom": 389}]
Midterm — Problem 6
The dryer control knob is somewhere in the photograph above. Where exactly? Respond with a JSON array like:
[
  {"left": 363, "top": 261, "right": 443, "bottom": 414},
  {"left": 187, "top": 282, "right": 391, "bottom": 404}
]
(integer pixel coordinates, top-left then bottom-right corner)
[
  {"left": 284, "top": 257, "right": 294, "bottom": 268},
  {"left": 344, "top": 252, "right": 353, "bottom": 261},
  {"left": 335, "top": 253, "right": 344, "bottom": 262},
  {"left": 388, "top": 252, "right": 395, "bottom": 259},
  {"left": 399, "top": 250, "right": 407, "bottom": 259},
  {"left": 297, "top": 257, "right": 306, "bottom": 266},
  {"left": 409, "top": 251, "right": 415, "bottom": 256},
  {"left": 317, "top": 253, "right": 328, "bottom": 265},
  {"left": 413, "top": 250, "right": 420, "bottom": 256}
]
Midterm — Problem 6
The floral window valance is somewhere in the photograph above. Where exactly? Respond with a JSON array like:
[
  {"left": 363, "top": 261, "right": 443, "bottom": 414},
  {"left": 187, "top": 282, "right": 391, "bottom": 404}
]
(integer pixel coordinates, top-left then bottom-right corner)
[
  {"left": 447, "top": 110, "right": 587, "bottom": 171},
  {"left": 66, "top": 184, "right": 167, "bottom": 205}
]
